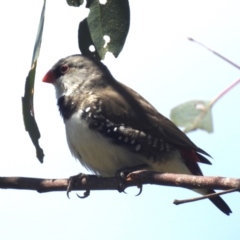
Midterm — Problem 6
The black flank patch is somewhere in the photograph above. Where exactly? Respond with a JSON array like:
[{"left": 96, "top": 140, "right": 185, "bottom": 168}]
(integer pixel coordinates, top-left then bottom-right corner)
[{"left": 57, "top": 96, "right": 78, "bottom": 119}]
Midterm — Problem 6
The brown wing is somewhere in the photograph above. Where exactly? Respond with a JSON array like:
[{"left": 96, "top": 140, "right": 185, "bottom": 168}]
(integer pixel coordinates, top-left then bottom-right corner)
[{"left": 97, "top": 79, "right": 211, "bottom": 163}]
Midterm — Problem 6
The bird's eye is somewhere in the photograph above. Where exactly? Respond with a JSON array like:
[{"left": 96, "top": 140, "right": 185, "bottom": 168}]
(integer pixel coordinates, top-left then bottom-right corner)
[{"left": 60, "top": 64, "right": 69, "bottom": 74}]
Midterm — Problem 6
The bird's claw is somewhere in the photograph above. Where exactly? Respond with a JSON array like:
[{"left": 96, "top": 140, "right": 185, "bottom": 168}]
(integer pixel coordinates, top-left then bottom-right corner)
[
  {"left": 67, "top": 176, "right": 75, "bottom": 199},
  {"left": 135, "top": 184, "right": 143, "bottom": 196},
  {"left": 77, "top": 189, "right": 90, "bottom": 199},
  {"left": 117, "top": 181, "right": 127, "bottom": 194},
  {"left": 66, "top": 173, "right": 89, "bottom": 199},
  {"left": 115, "top": 166, "right": 146, "bottom": 195}
]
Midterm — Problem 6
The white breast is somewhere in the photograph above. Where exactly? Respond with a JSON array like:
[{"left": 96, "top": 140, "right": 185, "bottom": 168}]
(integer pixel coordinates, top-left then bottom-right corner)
[
  {"left": 65, "top": 111, "right": 198, "bottom": 190},
  {"left": 65, "top": 111, "right": 144, "bottom": 176}
]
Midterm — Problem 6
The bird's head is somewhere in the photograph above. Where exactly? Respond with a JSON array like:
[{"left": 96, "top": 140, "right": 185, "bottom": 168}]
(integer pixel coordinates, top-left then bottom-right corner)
[{"left": 42, "top": 54, "right": 111, "bottom": 98}]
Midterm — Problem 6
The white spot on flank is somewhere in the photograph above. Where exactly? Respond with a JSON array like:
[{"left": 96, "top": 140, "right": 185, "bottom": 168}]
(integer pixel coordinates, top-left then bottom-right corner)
[
  {"left": 107, "top": 129, "right": 111, "bottom": 133},
  {"left": 139, "top": 131, "right": 146, "bottom": 138},
  {"left": 113, "top": 127, "right": 118, "bottom": 132},
  {"left": 119, "top": 126, "right": 125, "bottom": 131},
  {"left": 135, "top": 144, "right": 141, "bottom": 151},
  {"left": 85, "top": 107, "right": 91, "bottom": 112}
]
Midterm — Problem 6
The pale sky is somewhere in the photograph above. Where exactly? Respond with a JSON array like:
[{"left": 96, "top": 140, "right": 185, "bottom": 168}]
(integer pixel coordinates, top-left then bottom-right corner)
[{"left": 0, "top": 1, "right": 240, "bottom": 239}]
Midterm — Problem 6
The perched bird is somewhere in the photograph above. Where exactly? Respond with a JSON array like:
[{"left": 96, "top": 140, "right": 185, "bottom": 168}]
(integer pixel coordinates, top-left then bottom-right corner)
[{"left": 43, "top": 54, "right": 231, "bottom": 215}]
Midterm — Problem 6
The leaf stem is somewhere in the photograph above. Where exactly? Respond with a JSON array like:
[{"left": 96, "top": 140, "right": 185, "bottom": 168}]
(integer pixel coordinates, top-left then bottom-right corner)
[
  {"left": 210, "top": 78, "right": 240, "bottom": 107},
  {"left": 188, "top": 38, "right": 240, "bottom": 109}
]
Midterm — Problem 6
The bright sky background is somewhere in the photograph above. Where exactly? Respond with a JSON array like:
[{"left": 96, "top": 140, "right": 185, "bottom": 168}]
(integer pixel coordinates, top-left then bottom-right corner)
[{"left": 1, "top": 0, "right": 240, "bottom": 239}]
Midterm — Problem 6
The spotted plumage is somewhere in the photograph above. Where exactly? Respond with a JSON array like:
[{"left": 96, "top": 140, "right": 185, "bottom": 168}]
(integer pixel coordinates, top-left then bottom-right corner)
[
  {"left": 42, "top": 54, "right": 232, "bottom": 215},
  {"left": 58, "top": 93, "right": 175, "bottom": 162}
]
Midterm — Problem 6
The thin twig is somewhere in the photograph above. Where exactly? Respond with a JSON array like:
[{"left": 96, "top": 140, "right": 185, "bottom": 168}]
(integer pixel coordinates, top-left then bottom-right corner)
[
  {"left": 188, "top": 38, "right": 240, "bottom": 106},
  {"left": 174, "top": 188, "right": 238, "bottom": 205},
  {"left": 188, "top": 37, "right": 240, "bottom": 69}
]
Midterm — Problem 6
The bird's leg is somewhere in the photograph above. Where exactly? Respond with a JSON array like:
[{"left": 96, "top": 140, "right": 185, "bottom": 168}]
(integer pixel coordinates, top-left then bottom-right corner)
[
  {"left": 115, "top": 164, "right": 148, "bottom": 195},
  {"left": 67, "top": 173, "right": 90, "bottom": 199},
  {"left": 115, "top": 164, "right": 148, "bottom": 178}
]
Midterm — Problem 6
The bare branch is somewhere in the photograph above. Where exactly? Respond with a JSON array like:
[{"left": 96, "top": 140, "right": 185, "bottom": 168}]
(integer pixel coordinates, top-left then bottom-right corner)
[{"left": 0, "top": 171, "right": 240, "bottom": 197}]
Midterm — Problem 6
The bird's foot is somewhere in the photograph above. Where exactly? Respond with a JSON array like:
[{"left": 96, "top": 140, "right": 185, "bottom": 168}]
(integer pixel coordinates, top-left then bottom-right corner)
[
  {"left": 115, "top": 164, "right": 147, "bottom": 196},
  {"left": 115, "top": 164, "right": 148, "bottom": 178},
  {"left": 67, "top": 173, "right": 90, "bottom": 199}
]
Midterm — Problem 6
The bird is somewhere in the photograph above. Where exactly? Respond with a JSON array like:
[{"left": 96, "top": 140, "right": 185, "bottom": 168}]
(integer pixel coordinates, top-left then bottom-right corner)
[{"left": 42, "top": 54, "right": 232, "bottom": 215}]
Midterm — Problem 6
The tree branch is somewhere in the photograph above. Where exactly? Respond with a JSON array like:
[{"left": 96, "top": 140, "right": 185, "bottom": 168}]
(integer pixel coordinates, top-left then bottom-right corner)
[{"left": 0, "top": 171, "right": 240, "bottom": 196}]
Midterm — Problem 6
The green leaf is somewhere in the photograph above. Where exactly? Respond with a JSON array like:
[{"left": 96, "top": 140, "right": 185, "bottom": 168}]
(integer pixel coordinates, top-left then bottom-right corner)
[
  {"left": 78, "top": 19, "right": 101, "bottom": 60},
  {"left": 31, "top": 0, "right": 46, "bottom": 65},
  {"left": 22, "top": 0, "right": 46, "bottom": 163},
  {"left": 66, "top": 0, "right": 84, "bottom": 7},
  {"left": 79, "top": 0, "right": 130, "bottom": 59},
  {"left": 22, "top": 61, "right": 44, "bottom": 163},
  {"left": 170, "top": 100, "right": 213, "bottom": 133}
]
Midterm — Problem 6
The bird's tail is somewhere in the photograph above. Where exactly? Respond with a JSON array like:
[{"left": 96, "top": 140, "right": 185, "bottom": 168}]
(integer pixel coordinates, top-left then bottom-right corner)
[
  {"left": 191, "top": 188, "right": 232, "bottom": 215},
  {"left": 180, "top": 150, "right": 232, "bottom": 215},
  {"left": 207, "top": 190, "right": 232, "bottom": 215}
]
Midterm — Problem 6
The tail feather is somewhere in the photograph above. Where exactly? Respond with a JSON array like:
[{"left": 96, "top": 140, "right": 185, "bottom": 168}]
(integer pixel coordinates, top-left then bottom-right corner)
[
  {"left": 196, "top": 152, "right": 212, "bottom": 165},
  {"left": 180, "top": 150, "right": 232, "bottom": 215},
  {"left": 207, "top": 190, "right": 232, "bottom": 215}
]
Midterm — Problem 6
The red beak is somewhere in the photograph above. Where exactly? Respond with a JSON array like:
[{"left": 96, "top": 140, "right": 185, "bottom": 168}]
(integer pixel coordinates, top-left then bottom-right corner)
[{"left": 42, "top": 70, "right": 56, "bottom": 83}]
